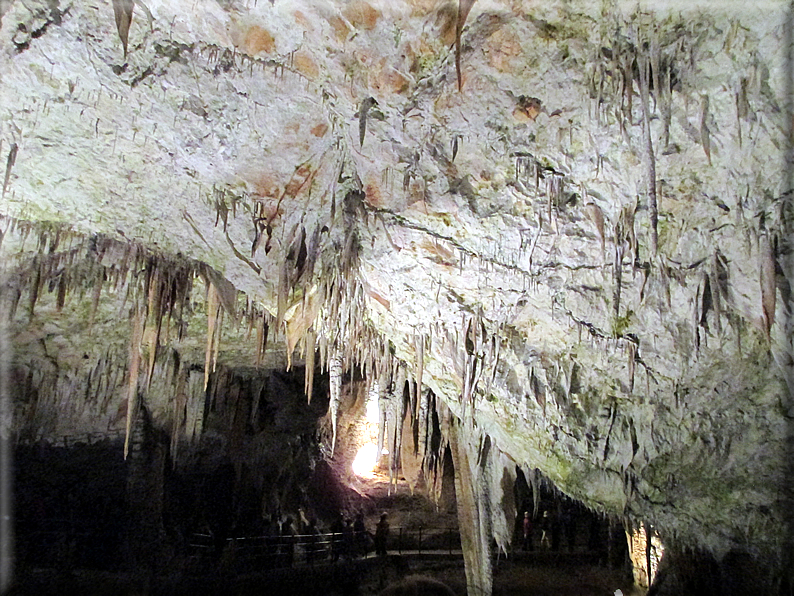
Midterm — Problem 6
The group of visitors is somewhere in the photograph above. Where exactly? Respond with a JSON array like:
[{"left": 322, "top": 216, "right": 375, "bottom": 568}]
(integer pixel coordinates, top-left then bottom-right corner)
[
  {"left": 254, "top": 509, "right": 390, "bottom": 565},
  {"left": 327, "top": 510, "right": 372, "bottom": 560},
  {"left": 521, "top": 505, "right": 578, "bottom": 552}
]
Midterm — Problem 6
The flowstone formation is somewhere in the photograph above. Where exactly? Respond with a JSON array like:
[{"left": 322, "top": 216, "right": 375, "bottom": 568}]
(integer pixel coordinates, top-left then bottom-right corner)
[{"left": 1, "top": 0, "right": 793, "bottom": 593}]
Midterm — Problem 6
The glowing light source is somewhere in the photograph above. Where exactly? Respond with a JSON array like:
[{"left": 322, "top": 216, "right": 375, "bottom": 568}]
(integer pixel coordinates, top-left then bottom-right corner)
[
  {"left": 365, "top": 393, "right": 380, "bottom": 423},
  {"left": 352, "top": 443, "right": 378, "bottom": 477}
]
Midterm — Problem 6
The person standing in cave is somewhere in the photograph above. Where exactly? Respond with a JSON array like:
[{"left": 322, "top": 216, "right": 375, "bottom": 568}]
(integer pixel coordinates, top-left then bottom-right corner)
[
  {"left": 330, "top": 512, "right": 345, "bottom": 562},
  {"left": 280, "top": 516, "right": 296, "bottom": 567},
  {"left": 522, "top": 511, "right": 534, "bottom": 551},
  {"left": 342, "top": 517, "right": 355, "bottom": 559},
  {"left": 540, "top": 510, "right": 552, "bottom": 550},
  {"left": 305, "top": 518, "right": 320, "bottom": 564},
  {"left": 374, "top": 512, "right": 390, "bottom": 557},
  {"left": 354, "top": 511, "right": 368, "bottom": 557}
]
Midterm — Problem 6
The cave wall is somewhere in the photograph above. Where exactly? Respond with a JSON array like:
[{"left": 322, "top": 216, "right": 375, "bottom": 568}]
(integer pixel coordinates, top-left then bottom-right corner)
[{"left": 1, "top": 0, "right": 793, "bottom": 591}]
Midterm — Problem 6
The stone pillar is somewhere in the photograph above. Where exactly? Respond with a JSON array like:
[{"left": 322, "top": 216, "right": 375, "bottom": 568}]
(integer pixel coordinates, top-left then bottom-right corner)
[
  {"left": 124, "top": 404, "right": 165, "bottom": 573},
  {"left": 626, "top": 523, "right": 661, "bottom": 589},
  {"left": 448, "top": 417, "right": 493, "bottom": 596}
]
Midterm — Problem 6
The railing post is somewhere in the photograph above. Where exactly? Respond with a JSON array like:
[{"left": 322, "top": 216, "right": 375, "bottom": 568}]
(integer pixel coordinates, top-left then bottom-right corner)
[
  {"left": 398, "top": 527, "right": 402, "bottom": 555},
  {"left": 419, "top": 527, "right": 422, "bottom": 555}
]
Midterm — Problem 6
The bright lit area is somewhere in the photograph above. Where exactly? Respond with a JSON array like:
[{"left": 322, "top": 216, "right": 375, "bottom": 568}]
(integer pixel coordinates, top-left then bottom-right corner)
[
  {"left": 349, "top": 388, "right": 384, "bottom": 478},
  {"left": 352, "top": 442, "right": 378, "bottom": 477}
]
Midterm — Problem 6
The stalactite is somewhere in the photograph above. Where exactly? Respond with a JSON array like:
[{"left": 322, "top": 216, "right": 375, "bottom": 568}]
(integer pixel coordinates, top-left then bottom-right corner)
[
  {"left": 585, "top": 202, "right": 606, "bottom": 262},
  {"left": 527, "top": 467, "right": 541, "bottom": 518},
  {"left": 414, "top": 332, "right": 425, "bottom": 419},
  {"left": 760, "top": 233, "right": 776, "bottom": 338},
  {"left": 329, "top": 347, "right": 342, "bottom": 455},
  {"left": 204, "top": 282, "right": 220, "bottom": 392},
  {"left": 700, "top": 94, "right": 712, "bottom": 165},
  {"left": 638, "top": 45, "right": 659, "bottom": 256},
  {"left": 124, "top": 304, "right": 144, "bottom": 459},
  {"left": 627, "top": 342, "right": 636, "bottom": 394},
  {"left": 400, "top": 402, "right": 422, "bottom": 494},
  {"left": 390, "top": 363, "right": 407, "bottom": 488},
  {"left": 484, "top": 334, "right": 500, "bottom": 400},
  {"left": 304, "top": 328, "right": 316, "bottom": 403},
  {"left": 28, "top": 257, "right": 41, "bottom": 317},
  {"left": 171, "top": 363, "right": 187, "bottom": 466},
  {"left": 417, "top": 387, "right": 430, "bottom": 459},
  {"left": 144, "top": 265, "right": 163, "bottom": 392},
  {"left": 613, "top": 220, "right": 624, "bottom": 321},
  {"left": 255, "top": 311, "right": 269, "bottom": 367},
  {"left": 421, "top": 393, "right": 450, "bottom": 507},
  {"left": 213, "top": 300, "right": 224, "bottom": 376},
  {"left": 88, "top": 273, "right": 105, "bottom": 334},
  {"left": 376, "top": 343, "right": 391, "bottom": 459}
]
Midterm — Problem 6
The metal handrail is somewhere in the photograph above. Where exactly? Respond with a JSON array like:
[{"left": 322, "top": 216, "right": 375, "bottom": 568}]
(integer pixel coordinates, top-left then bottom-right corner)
[{"left": 185, "top": 525, "right": 463, "bottom": 572}]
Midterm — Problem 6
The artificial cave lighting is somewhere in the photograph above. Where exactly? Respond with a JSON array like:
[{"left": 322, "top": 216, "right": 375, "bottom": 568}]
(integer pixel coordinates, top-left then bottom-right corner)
[
  {"left": 352, "top": 443, "right": 379, "bottom": 477},
  {"left": 365, "top": 393, "right": 380, "bottom": 423}
]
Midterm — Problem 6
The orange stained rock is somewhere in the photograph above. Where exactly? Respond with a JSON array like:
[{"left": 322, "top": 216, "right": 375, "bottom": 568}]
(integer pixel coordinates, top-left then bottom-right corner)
[
  {"left": 406, "top": 0, "right": 448, "bottom": 16},
  {"left": 407, "top": 179, "right": 425, "bottom": 204},
  {"left": 327, "top": 15, "right": 351, "bottom": 42},
  {"left": 512, "top": 106, "right": 531, "bottom": 122},
  {"left": 310, "top": 122, "right": 329, "bottom": 137},
  {"left": 293, "top": 50, "right": 319, "bottom": 80},
  {"left": 249, "top": 171, "right": 280, "bottom": 199},
  {"left": 434, "top": 3, "right": 458, "bottom": 46},
  {"left": 514, "top": 96, "right": 542, "bottom": 122},
  {"left": 243, "top": 25, "right": 275, "bottom": 55},
  {"left": 373, "top": 58, "right": 410, "bottom": 95},
  {"left": 418, "top": 238, "right": 456, "bottom": 267},
  {"left": 284, "top": 164, "right": 313, "bottom": 197},
  {"left": 367, "top": 288, "right": 391, "bottom": 311},
  {"left": 293, "top": 10, "right": 312, "bottom": 30},
  {"left": 364, "top": 178, "right": 384, "bottom": 207},
  {"left": 343, "top": 1, "right": 381, "bottom": 31},
  {"left": 485, "top": 28, "right": 522, "bottom": 72}
]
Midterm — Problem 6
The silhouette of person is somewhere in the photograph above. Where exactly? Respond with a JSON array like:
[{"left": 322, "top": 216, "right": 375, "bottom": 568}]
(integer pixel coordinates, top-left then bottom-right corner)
[
  {"left": 540, "top": 510, "right": 551, "bottom": 550},
  {"left": 280, "top": 516, "right": 295, "bottom": 566},
  {"left": 305, "top": 517, "right": 320, "bottom": 564},
  {"left": 342, "top": 518, "right": 355, "bottom": 558},
  {"left": 330, "top": 512, "right": 345, "bottom": 562},
  {"left": 522, "top": 511, "right": 534, "bottom": 551},
  {"left": 354, "top": 511, "right": 368, "bottom": 556},
  {"left": 374, "top": 513, "right": 390, "bottom": 556}
]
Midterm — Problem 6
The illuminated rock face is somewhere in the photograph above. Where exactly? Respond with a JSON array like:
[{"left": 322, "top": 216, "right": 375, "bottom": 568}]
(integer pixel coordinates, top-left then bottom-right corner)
[{"left": 1, "top": 0, "right": 792, "bottom": 591}]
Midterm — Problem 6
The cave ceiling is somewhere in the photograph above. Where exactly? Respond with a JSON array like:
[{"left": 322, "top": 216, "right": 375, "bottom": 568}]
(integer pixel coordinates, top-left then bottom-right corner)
[{"left": 1, "top": 0, "right": 793, "bottom": 563}]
